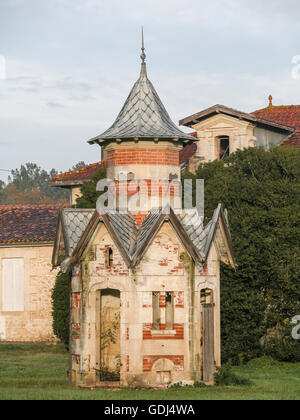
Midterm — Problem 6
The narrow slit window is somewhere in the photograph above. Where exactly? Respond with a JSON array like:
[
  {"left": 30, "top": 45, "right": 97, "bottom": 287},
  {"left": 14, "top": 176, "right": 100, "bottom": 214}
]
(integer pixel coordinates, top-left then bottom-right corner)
[
  {"left": 152, "top": 292, "right": 160, "bottom": 330},
  {"left": 106, "top": 248, "right": 113, "bottom": 267},
  {"left": 165, "top": 292, "right": 174, "bottom": 330}
]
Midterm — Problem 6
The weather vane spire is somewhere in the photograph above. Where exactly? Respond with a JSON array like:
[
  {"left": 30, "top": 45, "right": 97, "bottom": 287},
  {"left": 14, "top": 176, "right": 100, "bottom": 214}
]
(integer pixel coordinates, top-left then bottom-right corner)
[{"left": 141, "top": 27, "right": 146, "bottom": 64}]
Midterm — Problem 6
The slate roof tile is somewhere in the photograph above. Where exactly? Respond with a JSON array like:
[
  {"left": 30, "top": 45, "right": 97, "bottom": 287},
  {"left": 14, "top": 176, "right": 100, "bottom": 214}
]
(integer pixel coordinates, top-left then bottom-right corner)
[{"left": 88, "top": 63, "right": 197, "bottom": 144}]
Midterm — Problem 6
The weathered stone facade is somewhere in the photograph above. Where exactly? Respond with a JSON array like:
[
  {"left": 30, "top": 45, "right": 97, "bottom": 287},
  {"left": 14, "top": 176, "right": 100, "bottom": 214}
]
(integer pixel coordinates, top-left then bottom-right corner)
[
  {"left": 69, "top": 222, "right": 223, "bottom": 388},
  {"left": 0, "top": 245, "right": 58, "bottom": 342},
  {"left": 52, "top": 49, "right": 235, "bottom": 389}
]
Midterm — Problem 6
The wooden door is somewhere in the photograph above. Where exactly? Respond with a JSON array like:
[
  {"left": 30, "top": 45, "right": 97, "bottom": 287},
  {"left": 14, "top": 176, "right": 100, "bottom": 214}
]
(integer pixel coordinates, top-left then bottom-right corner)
[
  {"left": 203, "top": 303, "right": 215, "bottom": 384},
  {"left": 100, "top": 289, "right": 121, "bottom": 381}
]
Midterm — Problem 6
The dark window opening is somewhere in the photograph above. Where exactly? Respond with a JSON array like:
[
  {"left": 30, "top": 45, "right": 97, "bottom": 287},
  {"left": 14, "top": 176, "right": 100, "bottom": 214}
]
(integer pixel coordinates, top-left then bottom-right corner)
[
  {"left": 106, "top": 247, "right": 113, "bottom": 267},
  {"left": 165, "top": 292, "right": 174, "bottom": 330},
  {"left": 219, "top": 136, "right": 230, "bottom": 160},
  {"left": 152, "top": 292, "right": 174, "bottom": 330},
  {"left": 152, "top": 292, "right": 160, "bottom": 330}
]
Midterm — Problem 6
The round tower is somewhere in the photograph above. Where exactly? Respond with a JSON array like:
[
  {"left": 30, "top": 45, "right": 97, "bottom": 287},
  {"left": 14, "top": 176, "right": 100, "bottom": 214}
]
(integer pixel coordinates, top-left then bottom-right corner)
[{"left": 88, "top": 39, "right": 197, "bottom": 224}]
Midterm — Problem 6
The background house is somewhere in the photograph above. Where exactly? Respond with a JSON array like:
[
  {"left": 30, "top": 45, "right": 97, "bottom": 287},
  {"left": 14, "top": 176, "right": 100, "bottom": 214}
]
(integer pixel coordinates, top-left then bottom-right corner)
[
  {"left": 50, "top": 96, "right": 300, "bottom": 204},
  {"left": 0, "top": 205, "right": 63, "bottom": 342}
]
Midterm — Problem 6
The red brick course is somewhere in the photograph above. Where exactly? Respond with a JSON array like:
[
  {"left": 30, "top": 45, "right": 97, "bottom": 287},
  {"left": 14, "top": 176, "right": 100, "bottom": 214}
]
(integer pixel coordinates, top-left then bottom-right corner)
[
  {"left": 107, "top": 149, "right": 179, "bottom": 167},
  {"left": 143, "top": 324, "right": 184, "bottom": 340},
  {"left": 113, "top": 180, "right": 180, "bottom": 197},
  {"left": 132, "top": 212, "right": 148, "bottom": 226}
]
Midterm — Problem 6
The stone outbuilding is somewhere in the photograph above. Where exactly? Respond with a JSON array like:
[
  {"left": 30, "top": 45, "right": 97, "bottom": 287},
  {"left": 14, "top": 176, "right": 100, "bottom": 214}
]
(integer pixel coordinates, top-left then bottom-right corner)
[
  {"left": 0, "top": 204, "right": 63, "bottom": 342},
  {"left": 52, "top": 47, "right": 236, "bottom": 388}
]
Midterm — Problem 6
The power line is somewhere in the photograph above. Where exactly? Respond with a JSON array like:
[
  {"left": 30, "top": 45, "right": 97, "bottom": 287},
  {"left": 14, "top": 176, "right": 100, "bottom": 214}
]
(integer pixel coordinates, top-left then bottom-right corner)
[{"left": 0, "top": 169, "right": 11, "bottom": 172}]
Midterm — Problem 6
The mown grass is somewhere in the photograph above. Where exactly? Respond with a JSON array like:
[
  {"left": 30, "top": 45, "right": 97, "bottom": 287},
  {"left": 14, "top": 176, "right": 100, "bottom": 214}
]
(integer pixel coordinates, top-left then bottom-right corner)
[{"left": 0, "top": 344, "right": 300, "bottom": 400}]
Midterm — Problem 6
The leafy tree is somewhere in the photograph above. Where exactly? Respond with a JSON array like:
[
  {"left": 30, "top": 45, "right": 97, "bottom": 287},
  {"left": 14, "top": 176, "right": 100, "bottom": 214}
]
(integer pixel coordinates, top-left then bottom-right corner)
[
  {"left": 0, "top": 180, "right": 6, "bottom": 204},
  {"left": 190, "top": 146, "right": 300, "bottom": 363},
  {"left": 1, "top": 162, "right": 77, "bottom": 204},
  {"left": 70, "top": 161, "right": 87, "bottom": 171},
  {"left": 8, "top": 163, "right": 68, "bottom": 202},
  {"left": 75, "top": 166, "right": 107, "bottom": 208}
]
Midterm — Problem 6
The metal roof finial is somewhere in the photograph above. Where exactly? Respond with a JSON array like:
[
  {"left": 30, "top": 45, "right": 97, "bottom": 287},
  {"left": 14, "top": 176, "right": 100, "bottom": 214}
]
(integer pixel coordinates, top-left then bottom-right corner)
[{"left": 141, "top": 27, "right": 146, "bottom": 64}]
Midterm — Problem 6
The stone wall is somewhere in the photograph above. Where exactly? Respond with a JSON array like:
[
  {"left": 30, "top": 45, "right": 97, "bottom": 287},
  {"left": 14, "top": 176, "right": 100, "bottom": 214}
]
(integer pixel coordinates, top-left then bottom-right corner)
[
  {"left": 0, "top": 245, "right": 58, "bottom": 342},
  {"left": 191, "top": 114, "right": 256, "bottom": 164},
  {"left": 70, "top": 222, "right": 221, "bottom": 388}
]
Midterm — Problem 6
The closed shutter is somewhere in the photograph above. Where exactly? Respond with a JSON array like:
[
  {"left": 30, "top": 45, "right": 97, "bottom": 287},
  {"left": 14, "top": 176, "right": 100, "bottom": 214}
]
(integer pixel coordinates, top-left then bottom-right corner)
[{"left": 2, "top": 259, "right": 25, "bottom": 312}]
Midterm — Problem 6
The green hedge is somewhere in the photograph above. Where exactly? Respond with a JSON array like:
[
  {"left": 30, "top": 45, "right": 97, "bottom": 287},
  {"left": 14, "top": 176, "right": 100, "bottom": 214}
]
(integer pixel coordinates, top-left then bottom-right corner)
[
  {"left": 52, "top": 271, "right": 70, "bottom": 350},
  {"left": 191, "top": 146, "right": 300, "bottom": 363}
]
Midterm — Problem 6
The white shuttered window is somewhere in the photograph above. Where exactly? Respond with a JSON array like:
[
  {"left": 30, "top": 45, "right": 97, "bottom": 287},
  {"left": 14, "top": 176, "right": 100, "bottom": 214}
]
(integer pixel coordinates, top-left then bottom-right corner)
[{"left": 2, "top": 259, "right": 25, "bottom": 312}]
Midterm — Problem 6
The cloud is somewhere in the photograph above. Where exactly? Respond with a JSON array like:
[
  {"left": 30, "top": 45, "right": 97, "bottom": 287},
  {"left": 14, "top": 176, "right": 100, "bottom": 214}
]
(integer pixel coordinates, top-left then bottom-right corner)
[{"left": 0, "top": 0, "right": 300, "bottom": 182}]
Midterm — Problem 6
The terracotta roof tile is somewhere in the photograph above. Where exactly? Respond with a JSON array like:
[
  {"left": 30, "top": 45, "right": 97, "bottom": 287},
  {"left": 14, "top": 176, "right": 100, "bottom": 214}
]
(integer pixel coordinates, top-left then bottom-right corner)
[
  {"left": 252, "top": 106, "right": 300, "bottom": 147},
  {"left": 51, "top": 161, "right": 107, "bottom": 184},
  {"left": 0, "top": 204, "right": 67, "bottom": 245},
  {"left": 179, "top": 141, "right": 197, "bottom": 164}
]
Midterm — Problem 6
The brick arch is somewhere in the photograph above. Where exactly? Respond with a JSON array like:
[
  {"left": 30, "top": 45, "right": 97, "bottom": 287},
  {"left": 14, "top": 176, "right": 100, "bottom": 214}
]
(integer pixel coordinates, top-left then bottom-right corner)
[
  {"left": 143, "top": 356, "right": 184, "bottom": 372},
  {"left": 152, "top": 358, "right": 175, "bottom": 372}
]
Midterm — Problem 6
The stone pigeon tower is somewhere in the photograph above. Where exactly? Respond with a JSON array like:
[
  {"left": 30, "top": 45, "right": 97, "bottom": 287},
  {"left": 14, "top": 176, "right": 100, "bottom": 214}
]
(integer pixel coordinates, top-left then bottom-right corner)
[{"left": 88, "top": 32, "right": 197, "bottom": 224}]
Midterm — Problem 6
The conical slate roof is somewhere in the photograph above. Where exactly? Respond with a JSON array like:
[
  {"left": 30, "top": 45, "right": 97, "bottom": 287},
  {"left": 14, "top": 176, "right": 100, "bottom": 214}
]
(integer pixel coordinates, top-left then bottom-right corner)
[{"left": 88, "top": 62, "right": 196, "bottom": 144}]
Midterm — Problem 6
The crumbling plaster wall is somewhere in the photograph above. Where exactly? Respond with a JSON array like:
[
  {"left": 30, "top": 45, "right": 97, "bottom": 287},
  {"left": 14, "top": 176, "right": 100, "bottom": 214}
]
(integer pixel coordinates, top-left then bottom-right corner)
[{"left": 70, "top": 222, "right": 220, "bottom": 388}]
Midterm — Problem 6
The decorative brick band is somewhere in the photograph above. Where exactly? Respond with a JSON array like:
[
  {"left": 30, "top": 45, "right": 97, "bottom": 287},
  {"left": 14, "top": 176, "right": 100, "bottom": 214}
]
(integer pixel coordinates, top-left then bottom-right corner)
[
  {"left": 143, "top": 324, "right": 184, "bottom": 340},
  {"left": 113, "top": 180, "right": 180, "bottom": 197},
  {"left": 107, "top": 149, "right": 179, "bottom": 167},
  {"left": 143, "top": 355, "right": 184, "bottom": 372},
  {"left": 132, "top": 212, "right": 148, "bottom": 226}
]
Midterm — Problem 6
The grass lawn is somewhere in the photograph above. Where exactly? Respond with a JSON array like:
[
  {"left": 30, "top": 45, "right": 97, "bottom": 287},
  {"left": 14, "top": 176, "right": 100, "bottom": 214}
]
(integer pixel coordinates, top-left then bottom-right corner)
[{"left": 0, "top": 343, "right": 300, "bottom": 400}]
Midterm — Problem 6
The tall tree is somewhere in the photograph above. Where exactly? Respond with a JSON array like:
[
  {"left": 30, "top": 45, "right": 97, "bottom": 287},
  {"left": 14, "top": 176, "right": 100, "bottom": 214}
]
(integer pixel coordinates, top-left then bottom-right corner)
[
  {"left": 70, "top": 161, "right": 87, "bottom": 171},
  {"left": 191, "top": 146, "right": 300, "bottom": 363},
  {"left": 0, "top": 180, "right": 6, "bottom": 204},
  {"left": 75, "top": 167, "right": 107, "bottom": 208},
  {"left": 8, "top": 163, "right": 68, "bottom": 202}
]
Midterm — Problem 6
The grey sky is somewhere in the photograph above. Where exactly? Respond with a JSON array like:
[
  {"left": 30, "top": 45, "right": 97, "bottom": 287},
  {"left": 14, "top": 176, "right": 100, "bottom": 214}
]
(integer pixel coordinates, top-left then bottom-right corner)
[{"left": 0, "top": 0, "right": 300, "bottom": 182}]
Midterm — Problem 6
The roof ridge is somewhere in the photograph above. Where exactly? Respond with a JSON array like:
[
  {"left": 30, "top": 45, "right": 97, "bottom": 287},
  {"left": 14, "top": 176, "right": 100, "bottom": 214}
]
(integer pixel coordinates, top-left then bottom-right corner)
[
  {"left": 0, "top": 204, "right": 67, "bottom": 208},
  {"left": 52, "top": 160, "right": 107, "bottom": 180},
  {"left": 253, "top": 105, "right": 300, "bottom": 113}
]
